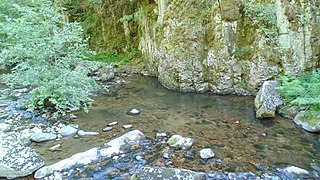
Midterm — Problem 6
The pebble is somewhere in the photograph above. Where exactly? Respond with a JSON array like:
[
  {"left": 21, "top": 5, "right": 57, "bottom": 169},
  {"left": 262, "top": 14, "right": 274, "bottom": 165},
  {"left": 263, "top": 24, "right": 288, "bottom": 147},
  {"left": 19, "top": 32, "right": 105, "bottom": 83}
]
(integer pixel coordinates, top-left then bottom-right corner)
[
  {"left": 103, "top": 127, "right": 113, "bottom": 132},
  {"left": 112, "top": 156, "right": 119, "bottom": 161},
  {"left": 199, "top": 148, "right": 215, "bottom": 159},
  {"left": 108, "top": 121, "right": 118, "bottom": 126},
  {"left": 156, "top": 132, "right": 168, "bottom": 138},
  {"left": 127, "top": 109, "right": 140, "bottom": 116},
  {"left": 184, "top": 151, "right": 195, "bottom": 159},
  {"left": 163, "top": 153, "right": 170, "bottom": 159},
  {"left": 135, "top": 155, "right": 143, "bottom": 161},
  {"left": 69, "top": 114, "right": 77, "bottom": 119},
  {"left": 0, "top": 103, "right": 8, "bottom": 107},
  {"left": 123, "top": 124, "right": 133, "bottom": 129},
  {"left": 77, "top": 130, "right": 99, "bottom": 136},
  {"left": 50, "top": 144, "right": 62, "bottom": 151}
]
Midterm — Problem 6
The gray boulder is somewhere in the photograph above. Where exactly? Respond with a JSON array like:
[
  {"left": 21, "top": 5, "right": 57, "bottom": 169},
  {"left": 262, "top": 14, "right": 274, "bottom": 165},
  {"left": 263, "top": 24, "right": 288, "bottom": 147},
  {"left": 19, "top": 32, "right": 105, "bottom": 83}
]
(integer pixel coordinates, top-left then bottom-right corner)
[
  {"left": 30, "top": 132, "right": 57, "bottom": 142},
  {"left": 59, "top": 125, "right": 78, "bottom": 137},
  {"left": 293, "top": 111, "right": 320, "bottom": 132},
  {"left": 0, "top": 132, "right": 44, "bottom": 179},
  {"left": 255, "top": 80, "right": 283, "bottom": 118},
  {"left": 135, "top": 166, "right": 206, "bottom": 180},
  {"left": 34, "top": 130, "right": 145, "bottom": 179},
  {"left": 167, "top": 135, "right": 194, "bottom": 149}
]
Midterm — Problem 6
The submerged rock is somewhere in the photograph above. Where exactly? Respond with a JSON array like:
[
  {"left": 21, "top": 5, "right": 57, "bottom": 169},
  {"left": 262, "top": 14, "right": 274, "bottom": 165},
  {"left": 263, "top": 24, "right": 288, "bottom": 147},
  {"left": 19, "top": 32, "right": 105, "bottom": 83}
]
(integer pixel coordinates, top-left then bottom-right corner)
[
  {"left": 30, "top": 132, "right": 57, "bottom": 142},
  {"left": 127, "top": 109, "right": 140, "bottom": 116},
  {"left": 255, "top": 81, "right": 283, "bottom": 118},
  {"left": 78, "top": 130, "right": 99, "bottom": 136},
  {"left": 135, "top": 166, "right": 206, "bottom": 180},
  {"left": 103, "top": 127, "right": 113, "bottom": 132},
  {"left": 123, "top": 124, "right": 133, "bottom": 129},
  {"left": 167, "top": 135, "right": 194, "bottom": 149},
  {"left": 59, "top": 125, "right": 78, "bottom": 137},
  {"left": 0, "top": 132, "right": 44, "bottom": 179},
  {"left": 293, "top": 111, "right": 320, "bottom": 132},
  {"left": 199, "top": 148, "right": 215, "bottom": 159},
  {"left": 108, "top": 121, "right": 118, "bottom": 126}
]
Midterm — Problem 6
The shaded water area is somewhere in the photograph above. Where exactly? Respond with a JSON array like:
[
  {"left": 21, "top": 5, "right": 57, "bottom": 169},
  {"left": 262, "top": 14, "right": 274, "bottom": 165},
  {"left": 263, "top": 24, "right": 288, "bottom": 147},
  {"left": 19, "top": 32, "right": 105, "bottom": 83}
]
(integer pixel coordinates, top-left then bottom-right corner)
[{"left": 32, "top": 75, "right": 320, "bottom": 177}]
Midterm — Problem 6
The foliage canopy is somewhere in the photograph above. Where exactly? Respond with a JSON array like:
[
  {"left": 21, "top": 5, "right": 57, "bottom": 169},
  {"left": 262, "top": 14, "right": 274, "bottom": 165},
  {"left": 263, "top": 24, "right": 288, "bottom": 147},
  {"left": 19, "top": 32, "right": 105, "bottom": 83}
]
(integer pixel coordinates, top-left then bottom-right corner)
[{"left": 0, "top": 0, "right": 99, "bottom": 116}]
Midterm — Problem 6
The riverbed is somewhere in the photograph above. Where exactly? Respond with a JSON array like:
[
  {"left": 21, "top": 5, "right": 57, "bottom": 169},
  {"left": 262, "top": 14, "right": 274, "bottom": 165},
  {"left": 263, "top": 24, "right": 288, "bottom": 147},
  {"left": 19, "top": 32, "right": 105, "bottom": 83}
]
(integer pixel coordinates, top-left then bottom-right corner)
[{"left": 32, "top": 74, "right": 320, "bottom": 176}]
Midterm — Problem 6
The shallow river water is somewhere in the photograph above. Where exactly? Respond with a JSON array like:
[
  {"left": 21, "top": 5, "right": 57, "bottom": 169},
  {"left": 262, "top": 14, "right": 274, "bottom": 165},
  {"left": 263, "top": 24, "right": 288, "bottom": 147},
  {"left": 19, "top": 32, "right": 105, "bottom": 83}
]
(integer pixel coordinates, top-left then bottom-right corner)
[{"left": 33, "top": 75, "right": 320, "bottom": 177}]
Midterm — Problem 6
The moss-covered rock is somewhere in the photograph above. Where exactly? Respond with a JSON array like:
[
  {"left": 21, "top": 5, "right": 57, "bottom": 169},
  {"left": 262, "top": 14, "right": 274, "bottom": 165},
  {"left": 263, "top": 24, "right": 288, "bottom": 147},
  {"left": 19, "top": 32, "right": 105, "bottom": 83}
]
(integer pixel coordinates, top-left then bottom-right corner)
[{"left": 293, "top": 110, "right": 320, "bottom": 133}]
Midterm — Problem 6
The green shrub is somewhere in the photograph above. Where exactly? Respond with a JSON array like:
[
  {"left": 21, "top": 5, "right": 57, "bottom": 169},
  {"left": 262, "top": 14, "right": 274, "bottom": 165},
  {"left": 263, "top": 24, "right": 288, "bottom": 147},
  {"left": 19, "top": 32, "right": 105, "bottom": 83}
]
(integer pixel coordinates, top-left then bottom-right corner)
[
  {"left": 278, "top": 71, "right": 320, "bottom": 115},
  {"left": 0, "top": 0, "right": 99, "bottom": 116}
]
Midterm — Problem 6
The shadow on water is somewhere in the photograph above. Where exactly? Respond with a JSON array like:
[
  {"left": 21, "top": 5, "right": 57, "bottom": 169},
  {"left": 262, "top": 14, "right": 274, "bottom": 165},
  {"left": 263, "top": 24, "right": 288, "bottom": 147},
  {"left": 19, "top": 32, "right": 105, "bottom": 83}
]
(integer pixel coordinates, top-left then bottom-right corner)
[{"left": 34, "top": 75, "right": 320, "bottom": 174}]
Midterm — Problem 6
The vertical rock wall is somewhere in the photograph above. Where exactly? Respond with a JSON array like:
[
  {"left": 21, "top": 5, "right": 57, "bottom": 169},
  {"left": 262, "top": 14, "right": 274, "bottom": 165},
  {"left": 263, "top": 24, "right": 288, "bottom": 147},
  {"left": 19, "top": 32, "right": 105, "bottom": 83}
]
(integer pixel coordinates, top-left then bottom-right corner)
[{"left": 136, "top": 0, "right": 320, "bottom": 95}]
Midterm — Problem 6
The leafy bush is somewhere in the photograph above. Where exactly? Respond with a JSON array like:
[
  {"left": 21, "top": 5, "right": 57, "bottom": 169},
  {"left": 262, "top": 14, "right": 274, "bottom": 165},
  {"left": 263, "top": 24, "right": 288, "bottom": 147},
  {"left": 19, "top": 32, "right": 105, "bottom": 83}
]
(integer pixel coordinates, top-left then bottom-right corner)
[
  {"left": 278, "top": 71, "right": 320, "bottom": 114},
  {"left": 0, "top": 0, "right": 99, "bottom": 116}
]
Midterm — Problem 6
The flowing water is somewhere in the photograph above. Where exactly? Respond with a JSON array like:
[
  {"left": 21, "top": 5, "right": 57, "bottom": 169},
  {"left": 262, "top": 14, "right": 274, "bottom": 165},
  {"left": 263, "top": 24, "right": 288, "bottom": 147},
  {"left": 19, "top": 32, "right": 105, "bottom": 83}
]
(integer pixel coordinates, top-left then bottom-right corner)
[{"left": 31, "top": 74, "right": 319, "bottom": 177}]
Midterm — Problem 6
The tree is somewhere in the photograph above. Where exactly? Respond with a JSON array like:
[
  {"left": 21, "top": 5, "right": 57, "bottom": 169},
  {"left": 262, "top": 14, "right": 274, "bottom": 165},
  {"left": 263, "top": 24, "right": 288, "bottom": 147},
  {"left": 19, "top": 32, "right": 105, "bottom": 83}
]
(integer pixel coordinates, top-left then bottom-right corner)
[{"left": 0, "top": 0, "right": 99, "bottom": 116}]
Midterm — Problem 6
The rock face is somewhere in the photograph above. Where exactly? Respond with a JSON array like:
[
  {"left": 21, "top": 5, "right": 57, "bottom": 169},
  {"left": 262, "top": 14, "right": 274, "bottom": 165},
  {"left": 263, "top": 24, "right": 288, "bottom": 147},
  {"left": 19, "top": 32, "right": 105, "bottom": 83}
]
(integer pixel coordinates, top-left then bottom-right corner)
[
  {"left": 0, "top": 132, "right": 44, "bottom": 179},
  {"left": 255, "top": 81, "right": 283, "bottom": 118},
  {"left": 135, "top": 0, "right": 319, "bottom": 94},
  {"left": 69, "top": 0, "right": 319, "bottom": 95},
  {"left": 167, "top": 135, "right": 194, "bottom": 149},
  {"left": 136, "top": 166, "right": 206, "bottom": 180},
  {"left": 293, "top": 111, "right": 320, "bottom": 132},
  {"left": 34, "top": 130, "right": 145, "bottom": 179}
]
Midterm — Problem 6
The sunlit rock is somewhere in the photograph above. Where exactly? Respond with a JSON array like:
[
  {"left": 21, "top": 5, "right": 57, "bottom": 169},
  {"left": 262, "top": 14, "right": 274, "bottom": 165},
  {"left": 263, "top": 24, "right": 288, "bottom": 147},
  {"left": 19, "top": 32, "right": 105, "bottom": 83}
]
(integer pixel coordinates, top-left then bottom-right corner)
[
  {"left": 78, "top": 130, "right": 99, "bottom": 136},
  {"left": 0, "top": 132, "right": 44, "bottom": 179},
  {"left": 255, "top": 80, "right": 283, "bottom": 118},
  {"left": 293, "top": 111, "right": 320, "bottom": 133},
  {"left": 30, "top": 132, "right": 57, "bottom": 142},
  {"left": 167, "top": 135, "right": 194, "bottom": 149},
  {"left": 34, "top": 130, "right": 145, "bottom": 179},
  {"left": 199, "top": 148, "right": 215, "bottom": 159}
]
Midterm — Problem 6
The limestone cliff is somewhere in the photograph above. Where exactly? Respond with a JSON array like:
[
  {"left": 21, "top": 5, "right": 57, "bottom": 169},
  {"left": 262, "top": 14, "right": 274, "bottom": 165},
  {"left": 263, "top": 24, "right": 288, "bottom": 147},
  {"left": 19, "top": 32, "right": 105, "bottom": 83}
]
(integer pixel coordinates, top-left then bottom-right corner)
[
  {"left": 137, "top": 0, "right": 319, "bottom": 95},
  {"left": 68, "top": 0, "right": 320, "bottom": 95}
]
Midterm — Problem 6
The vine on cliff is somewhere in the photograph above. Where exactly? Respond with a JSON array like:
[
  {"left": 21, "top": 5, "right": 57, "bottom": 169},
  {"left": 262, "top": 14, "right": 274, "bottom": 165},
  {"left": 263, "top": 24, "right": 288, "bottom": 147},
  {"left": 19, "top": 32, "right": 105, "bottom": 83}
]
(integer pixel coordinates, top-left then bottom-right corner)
[{"left": 243, "top": 2, "right": 278, "bottom": 44}]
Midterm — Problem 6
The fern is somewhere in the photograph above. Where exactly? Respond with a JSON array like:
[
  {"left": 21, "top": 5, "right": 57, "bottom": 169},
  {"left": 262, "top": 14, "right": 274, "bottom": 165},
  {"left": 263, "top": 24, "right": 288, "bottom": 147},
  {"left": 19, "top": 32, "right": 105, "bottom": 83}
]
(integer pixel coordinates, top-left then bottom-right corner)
[{"left": 279, "top": 70, "right": 320, "bottom": 114}]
